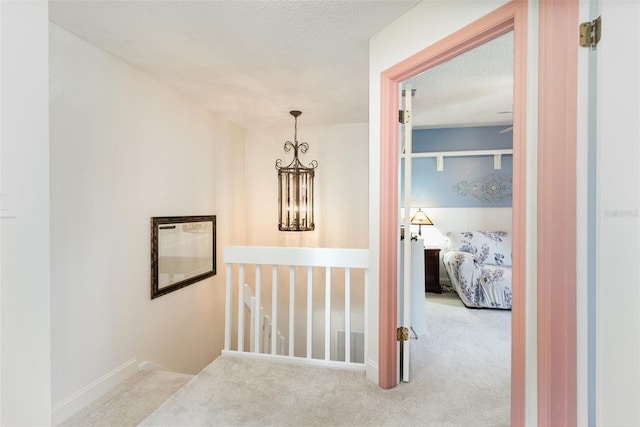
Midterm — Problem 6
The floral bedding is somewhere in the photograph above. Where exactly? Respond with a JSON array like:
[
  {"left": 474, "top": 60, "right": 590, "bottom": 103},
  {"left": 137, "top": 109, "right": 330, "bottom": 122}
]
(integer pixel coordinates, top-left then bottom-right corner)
[{"left": 442, "top": 231, "right": 512, "bottom": 309}]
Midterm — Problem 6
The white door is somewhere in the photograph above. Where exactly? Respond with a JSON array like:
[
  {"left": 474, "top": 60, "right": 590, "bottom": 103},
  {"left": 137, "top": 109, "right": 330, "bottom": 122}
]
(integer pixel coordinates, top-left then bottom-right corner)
[
  {"left": 579, "top": 0, "right": 640, "bottom": 424},
  {"left": 592, "top": 1, "right": 640, "bottom": 425},
  {"left": 398, "top": 83, "right": 413, "bottom": 383}
]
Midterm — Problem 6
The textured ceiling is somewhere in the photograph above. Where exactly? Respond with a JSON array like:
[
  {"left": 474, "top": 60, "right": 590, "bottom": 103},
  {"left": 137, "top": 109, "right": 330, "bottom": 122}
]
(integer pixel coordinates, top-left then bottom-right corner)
[
  {"left": 49, "top": 0, "right": 512, "bottom": 130},
  {"left": 49, "top": 0, "right": 420, "bottom": 128},
  {"left": 406, "top": 31, "right": 514, "bottom": 129}
]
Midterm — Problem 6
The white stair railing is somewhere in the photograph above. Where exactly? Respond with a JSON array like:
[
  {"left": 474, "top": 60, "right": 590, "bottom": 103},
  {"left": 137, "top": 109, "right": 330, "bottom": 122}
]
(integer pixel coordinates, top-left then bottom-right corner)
[
  {"left": 243, "top": 283, "right": 285, "bottom": 355},
  {"left": 223, "top": 246, "right": 369, "bottom": 370}
]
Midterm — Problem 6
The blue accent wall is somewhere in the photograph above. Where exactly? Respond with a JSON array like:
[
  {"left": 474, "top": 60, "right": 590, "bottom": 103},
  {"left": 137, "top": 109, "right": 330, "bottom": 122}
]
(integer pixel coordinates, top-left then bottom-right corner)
[{"left": 402, "top": 125, "right": 513, "bottom": 208}]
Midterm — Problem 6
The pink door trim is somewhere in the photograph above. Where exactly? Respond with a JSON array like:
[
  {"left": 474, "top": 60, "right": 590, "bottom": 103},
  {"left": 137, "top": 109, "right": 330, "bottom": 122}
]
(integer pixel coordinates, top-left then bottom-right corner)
[
  {"left": 377, "top": 1, "right": 528, "bottom": 425},
  {"left": 537, "top": 1, "right": 578, "bottom": 425}
]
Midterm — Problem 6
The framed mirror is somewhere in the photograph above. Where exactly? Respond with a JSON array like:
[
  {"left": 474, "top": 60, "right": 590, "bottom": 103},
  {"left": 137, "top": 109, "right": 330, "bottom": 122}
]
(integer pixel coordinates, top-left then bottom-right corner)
[{"left": 151, "top": 215, "right": 216, "bottom": 299}]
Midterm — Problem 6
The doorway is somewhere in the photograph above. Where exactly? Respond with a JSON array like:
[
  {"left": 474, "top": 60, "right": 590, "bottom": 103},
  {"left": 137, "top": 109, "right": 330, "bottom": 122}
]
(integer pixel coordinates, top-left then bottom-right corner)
[
  {"left": 399, "top": 29, "right": 515, "bottom": 393},
  {"left": 377, "top": 1, "right": 527, "bottom": 423}
]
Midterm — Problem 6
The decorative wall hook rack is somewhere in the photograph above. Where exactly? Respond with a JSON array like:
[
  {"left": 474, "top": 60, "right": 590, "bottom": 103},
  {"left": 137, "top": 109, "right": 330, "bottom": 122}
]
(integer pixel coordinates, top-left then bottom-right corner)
[{"left": 403, "top": 149, "right": 513, "bottom": 171}]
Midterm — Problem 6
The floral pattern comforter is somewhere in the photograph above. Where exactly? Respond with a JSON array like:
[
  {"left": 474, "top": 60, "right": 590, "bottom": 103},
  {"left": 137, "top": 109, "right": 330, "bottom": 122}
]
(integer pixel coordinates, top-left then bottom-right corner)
[{"left": 442, "top": 231, "right": 512, "bottom": 309}]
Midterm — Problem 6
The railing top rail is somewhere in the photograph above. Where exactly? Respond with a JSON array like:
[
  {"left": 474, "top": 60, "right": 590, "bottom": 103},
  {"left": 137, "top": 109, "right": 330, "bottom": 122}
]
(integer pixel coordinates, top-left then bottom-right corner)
[{"left": 223, "top": 246, "right": 369, "bottom": 269}]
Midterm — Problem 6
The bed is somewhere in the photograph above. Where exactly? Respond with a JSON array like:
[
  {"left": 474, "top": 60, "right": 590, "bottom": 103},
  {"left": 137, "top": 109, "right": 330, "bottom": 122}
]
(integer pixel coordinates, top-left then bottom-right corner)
[{"left": 442, "top": 231, "right": 512, "bottom": 309}]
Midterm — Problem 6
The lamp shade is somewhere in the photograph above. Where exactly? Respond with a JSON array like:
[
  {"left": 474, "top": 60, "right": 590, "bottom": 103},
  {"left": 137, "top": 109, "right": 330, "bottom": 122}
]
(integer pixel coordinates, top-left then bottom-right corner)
[{"left": 410, "top": 208, "right": 433, "bottom": 226}]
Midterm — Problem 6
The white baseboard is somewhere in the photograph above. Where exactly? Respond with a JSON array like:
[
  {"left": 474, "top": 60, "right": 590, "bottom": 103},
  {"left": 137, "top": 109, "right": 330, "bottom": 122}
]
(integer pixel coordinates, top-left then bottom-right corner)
[
  {"left": 222, "top": 350, "right": 366, "bottom": 372},
  {"left": 137, "top": 360, "right": 169, "bottom": 372},
  {"left": 439, "top": 277, "right": 454, "bottom": 292},
  {"left": 365, "top": 358, "right": 379, "bottom": 384},
  {"left": 51, "top": 357, "right": 138, "bottom": 426}
]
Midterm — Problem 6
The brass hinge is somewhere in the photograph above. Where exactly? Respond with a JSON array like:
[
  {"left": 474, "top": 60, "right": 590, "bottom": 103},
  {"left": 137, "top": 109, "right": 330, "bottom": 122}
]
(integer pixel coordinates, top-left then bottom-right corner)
[
  {"left": 398, "top": 110, "right": 411, "bottom": 125},
  {"left": 579, "top": 16, "right": 601, "bottom": 49},
  {"left": 397, "top": 327, "right": 409, "bottom": 341}
]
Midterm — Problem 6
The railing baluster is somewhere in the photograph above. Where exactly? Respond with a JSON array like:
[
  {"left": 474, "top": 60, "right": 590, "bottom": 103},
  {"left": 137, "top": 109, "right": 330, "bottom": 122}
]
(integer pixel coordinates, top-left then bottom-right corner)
[
  {"left": 262, "top": 314, "right": 270, "bottom": 354},
  {"left": 254, "top": 265, "right": 261, "bottom": 353},
  {"left": 306, "top": 266, "right": 313, "bottom": 359},
  {"left": 223, "top": 246, "right": 368, "bottom": 368},
  {"left": 289, "top": 266, "right": 295, "bottom": 357},
  {"left": 345, "top": 267, "right": 351, "bottom": 363},
  {"left": 324, "top": 266, "right": 331, "bottom": 360},
  {"left": 224, "top": 264, "right": 232, "bottom": 351},
  {"left": 271, "top": 265, "right": 278, "bottom": 355},
  {"left": 237, "top": 264, "right": 245, "bottom": 352},
  {"left": 248, "top": 292, "right": 255, "bottom": 353}
]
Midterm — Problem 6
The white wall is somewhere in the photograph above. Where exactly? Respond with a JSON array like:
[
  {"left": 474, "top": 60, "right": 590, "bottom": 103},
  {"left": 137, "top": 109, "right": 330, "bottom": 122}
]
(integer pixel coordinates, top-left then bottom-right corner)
[
  {"left": 0, "top": 1, "right": 52, "bottom": 424},
  {"left": 576, "top": 2, "right": 640, "bottom": 426},
  {"left": 368, "top": 0, "right": 511, "bottom": 385},
  {"left": 242, "top": 123, "right": 369, "bottom": 359},
  {"left": 409, "top": 207, "right": 513, "bottom": 245},
  {"left": 243, "top": 122, "right": 369, "bottom": 249},
  {"left": 49, "top": 24, "right": 244, "bottom": 422},
  {"left": 593, "top": 1, "right": 640, "bottom": 425}
]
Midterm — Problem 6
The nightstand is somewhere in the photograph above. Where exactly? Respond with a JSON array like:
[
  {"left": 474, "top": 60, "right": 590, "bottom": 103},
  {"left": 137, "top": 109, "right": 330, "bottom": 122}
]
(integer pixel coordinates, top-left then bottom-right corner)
[{"left": 424, "top": 248, "right": 442, "bottom": 293}]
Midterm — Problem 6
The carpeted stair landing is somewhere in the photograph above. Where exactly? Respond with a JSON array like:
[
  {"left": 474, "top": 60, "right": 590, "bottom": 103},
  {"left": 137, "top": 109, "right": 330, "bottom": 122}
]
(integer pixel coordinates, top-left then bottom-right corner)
[
  {"left": 61, "top": 293, "right": 510, "bottom": 426},
  {"left": 60, "top": 370, "right": 194, "bottom": 427},
  {"left": 141, "top": 293, "right": 510, "bottom": 426}
]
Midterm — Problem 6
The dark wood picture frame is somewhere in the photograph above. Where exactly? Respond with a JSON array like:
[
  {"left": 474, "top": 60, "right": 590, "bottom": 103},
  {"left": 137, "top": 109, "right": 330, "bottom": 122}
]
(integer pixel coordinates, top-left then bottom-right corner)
[{"left": 151, "top": 215, "right": 216, "bottom": 299}]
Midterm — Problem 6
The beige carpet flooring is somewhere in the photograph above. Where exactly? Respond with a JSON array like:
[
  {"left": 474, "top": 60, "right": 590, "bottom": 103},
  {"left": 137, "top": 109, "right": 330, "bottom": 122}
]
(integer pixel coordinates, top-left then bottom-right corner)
[
  {"left": 60, "top": 370, "right": 193, "bottom": 427},
  {"left": 141, "top": 293, "right": 511, "bottom": 426}
]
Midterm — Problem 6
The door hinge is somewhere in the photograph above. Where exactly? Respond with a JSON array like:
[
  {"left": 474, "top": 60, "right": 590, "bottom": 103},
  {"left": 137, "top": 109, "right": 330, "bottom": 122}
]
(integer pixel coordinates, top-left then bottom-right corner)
[
  {"left": 579, "top": 16, "right": 601, "bottom": 49},
  {"left": 398, "top": 109, "right": 410, "bottom": 125},
  {"left": 397, "top": 327, "right": 409, "bottom": 341}
]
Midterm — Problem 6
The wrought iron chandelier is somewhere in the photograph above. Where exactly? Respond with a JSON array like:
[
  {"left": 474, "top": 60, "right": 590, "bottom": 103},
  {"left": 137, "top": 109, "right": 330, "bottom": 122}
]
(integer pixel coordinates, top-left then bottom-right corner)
[{"left": 276, "top": 111, "right": 318, "bottom": 231}]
